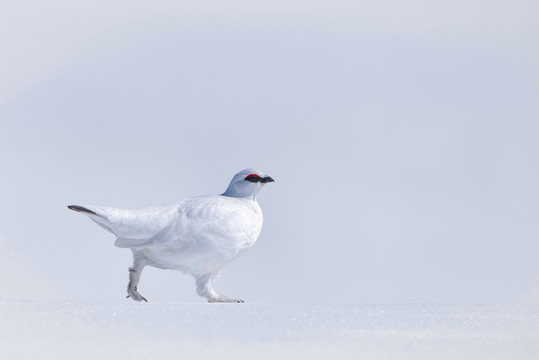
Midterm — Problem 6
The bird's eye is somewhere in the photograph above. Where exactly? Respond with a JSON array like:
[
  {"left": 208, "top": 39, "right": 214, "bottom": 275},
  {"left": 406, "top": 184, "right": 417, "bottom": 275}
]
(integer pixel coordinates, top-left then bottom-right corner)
[{"left": 245, "top": 174, "right": 261, "bottom": 183}]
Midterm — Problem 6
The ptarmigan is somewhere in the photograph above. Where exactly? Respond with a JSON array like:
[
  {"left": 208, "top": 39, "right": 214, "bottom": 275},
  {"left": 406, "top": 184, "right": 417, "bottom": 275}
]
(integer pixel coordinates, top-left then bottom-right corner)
[{"left": 68, "top": 169, "right": 274, "bottom": 303}]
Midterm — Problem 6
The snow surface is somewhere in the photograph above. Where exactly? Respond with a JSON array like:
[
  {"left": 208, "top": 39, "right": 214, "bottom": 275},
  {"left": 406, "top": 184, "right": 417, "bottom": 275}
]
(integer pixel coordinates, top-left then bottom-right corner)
[{"left": 1, "top": 301, "right": 538, "bottom": 360}]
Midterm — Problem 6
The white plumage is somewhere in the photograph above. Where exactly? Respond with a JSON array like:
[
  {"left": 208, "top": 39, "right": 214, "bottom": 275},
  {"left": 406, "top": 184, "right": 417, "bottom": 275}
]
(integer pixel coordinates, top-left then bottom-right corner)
[{"left": 68, "top": 169, "right": 274, "bottom": 303}]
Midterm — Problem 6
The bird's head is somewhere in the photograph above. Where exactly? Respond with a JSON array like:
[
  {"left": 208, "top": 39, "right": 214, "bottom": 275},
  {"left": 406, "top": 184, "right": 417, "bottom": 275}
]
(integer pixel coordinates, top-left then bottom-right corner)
[{"left": 222, "top": 169, "right": 274, "bottom": 200}]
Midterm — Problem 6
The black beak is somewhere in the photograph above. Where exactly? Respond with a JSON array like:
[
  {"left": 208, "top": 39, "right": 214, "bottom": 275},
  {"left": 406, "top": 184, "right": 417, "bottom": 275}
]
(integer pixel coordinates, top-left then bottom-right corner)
[{"left": 261, "top": 176, "right": 274, "bottom": 184}]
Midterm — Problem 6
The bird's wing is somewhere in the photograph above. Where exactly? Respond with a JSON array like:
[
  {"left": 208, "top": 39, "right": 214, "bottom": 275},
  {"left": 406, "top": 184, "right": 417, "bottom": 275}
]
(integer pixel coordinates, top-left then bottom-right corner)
[
  {"left": 74, "top": 203, "right": 180, "bottom": 248},
  {"left": 72, "top": 196, "right": 261, "bottom": 250},
  {"left": 151, "top": 196, "right": 263, "bottom": 249}
]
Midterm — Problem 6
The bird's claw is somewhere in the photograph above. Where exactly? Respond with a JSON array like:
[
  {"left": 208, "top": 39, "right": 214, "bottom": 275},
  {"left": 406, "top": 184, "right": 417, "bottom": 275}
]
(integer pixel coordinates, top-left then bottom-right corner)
[
  {"left": 127, "top": 286, "right": 148, "bottom": 302},
  {"left": 208, "top": 297, "right": 245, "bottom": 303},
  {"left": 126, "top": 294, "right": 148, "bottom": 302}
]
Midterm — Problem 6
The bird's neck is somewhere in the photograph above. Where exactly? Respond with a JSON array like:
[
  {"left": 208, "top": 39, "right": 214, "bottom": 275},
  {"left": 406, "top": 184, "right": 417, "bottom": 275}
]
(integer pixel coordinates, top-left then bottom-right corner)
[{"left": 221, "top": 186, "right": 259, "bottom": 200}]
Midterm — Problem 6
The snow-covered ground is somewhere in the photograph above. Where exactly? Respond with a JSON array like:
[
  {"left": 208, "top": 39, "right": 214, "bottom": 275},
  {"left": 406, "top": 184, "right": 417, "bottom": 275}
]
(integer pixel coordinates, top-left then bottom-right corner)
[{"left": 1, "top": 301, "right": 537, "bottom": 359}]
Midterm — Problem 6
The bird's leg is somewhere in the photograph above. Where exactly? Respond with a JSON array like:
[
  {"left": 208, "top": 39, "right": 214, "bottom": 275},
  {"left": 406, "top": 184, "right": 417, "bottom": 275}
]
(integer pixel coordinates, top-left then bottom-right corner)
[
  {"left": 195, "top": 274, "right": 244, "bottom": 303},
  {"left": 126, "top": 255, "right": 148, "bottom": 302}
]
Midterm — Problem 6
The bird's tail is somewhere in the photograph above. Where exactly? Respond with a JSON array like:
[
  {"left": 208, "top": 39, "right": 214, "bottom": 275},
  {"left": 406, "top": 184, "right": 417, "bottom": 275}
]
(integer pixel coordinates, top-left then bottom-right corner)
[
  {"left": 67, "top": 204, "right": 116, "bottom": 235},
  {"left": 67, "top": 205, "right": 100, "bottom": 216}
]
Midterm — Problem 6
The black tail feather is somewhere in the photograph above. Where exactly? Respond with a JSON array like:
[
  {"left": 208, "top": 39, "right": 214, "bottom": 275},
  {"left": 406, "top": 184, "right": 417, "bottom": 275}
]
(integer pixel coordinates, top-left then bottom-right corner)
[{"left": 67, "top": 205, "right": 97, "bottom": 215}]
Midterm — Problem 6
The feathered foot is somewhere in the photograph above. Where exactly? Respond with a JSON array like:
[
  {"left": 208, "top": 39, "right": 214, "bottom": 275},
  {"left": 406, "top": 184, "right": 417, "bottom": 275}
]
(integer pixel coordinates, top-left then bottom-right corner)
[
  {"left": 196, "top": 274, "right": 244, "bottom": 303},
  {"left": 126, "top": 268, "right": 148, "bottom": 302},
  {"left": 208, "top": 297, "right": 245, "bottom": 303}
]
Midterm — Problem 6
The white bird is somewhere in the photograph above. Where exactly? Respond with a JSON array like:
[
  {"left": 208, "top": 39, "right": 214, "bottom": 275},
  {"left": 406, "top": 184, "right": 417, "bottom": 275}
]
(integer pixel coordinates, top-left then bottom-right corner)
[{"left": 68, "top": 169, "right": 274, "bottom": 303}]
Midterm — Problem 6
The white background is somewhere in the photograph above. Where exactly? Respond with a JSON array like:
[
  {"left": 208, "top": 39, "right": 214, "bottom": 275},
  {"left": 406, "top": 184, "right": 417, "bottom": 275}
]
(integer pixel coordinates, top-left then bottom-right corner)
[{"left": 1, "top": 0, "right": 538, "bottom": 305}]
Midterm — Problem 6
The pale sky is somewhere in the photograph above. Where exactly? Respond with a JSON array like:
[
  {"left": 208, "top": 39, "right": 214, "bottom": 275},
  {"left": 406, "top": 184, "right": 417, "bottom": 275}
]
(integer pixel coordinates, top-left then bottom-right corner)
[{"left": 1, "top": 0, "right": 538, "bottom": 303}]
